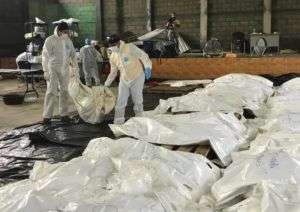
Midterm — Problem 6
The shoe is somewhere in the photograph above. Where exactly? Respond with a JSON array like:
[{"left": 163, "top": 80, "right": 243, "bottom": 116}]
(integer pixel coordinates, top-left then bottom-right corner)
[
  {"left": 43, "top": 118, "right": 51, "bottom": 125},
  {"left": 61, "top": 116, "right": 72, "bottom": 123}
]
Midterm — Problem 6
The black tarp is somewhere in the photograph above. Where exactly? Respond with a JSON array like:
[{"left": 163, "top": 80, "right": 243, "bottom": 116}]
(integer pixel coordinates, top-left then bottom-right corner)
[
  {"left": 261, "top": 73, "right": 300, "bottom": 86},
  {"left": 0, "top": 85, "right": 200, "bottom": 187},
  {"left": 0, "top": 120, "right": 114, "bottom": 187}
]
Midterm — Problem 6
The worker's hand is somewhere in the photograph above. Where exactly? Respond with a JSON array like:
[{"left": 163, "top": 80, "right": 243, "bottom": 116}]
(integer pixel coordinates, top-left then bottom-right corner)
[
  {"left": 44, "top": 73, "right": 50, "bottom": 81},
  {"left": 144, "top": 67, "right": 152, "bottom": 80}
]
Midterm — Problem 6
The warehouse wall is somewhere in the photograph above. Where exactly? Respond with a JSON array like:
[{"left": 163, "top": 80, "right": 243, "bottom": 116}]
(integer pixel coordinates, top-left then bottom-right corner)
[
  {"left": 27, "top": 0, "right": 202, "bottom": 48},
  {"left": 272, "top": 0, "right": 300, "bottom": 50},
  {"left": 123, "top": 0, "right": 147, "bottom": 35},
  {"left": 208, "top": 0, "right": 263, "bottom": 50},
  {"left": 60, "top": 0, "right": 96, "bottom": 44},
  {"left": 28, "top": 0, "right": 59, "bottom": 22},
  {"left": 101, "top": 0, "right": 300, "bottom": 51},
  {"left": 102, "top": 0, "right": 118, "bottom": 36},
  {"left": 3, "top": 0, "right": 300, "bottom": 56},
  {"left": 102, "top": 0, "right": 146, "bottom": 38},
  {"left": 153, "top": 0, "right": 200, "bottom": 48},
  {"left": 28, "top": 0, "right": 96, "bottom": 47},
  {"left": 0, "top": 0, "right": 28, "bottom": 57}
]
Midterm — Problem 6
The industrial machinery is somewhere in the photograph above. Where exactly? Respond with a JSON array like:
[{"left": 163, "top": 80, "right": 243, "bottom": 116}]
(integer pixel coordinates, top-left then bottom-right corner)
[
  {"left": 253, "top": 37, "right": 267, "bottom": 56},
  {"left": 24, "top": 17, "right": 48, "bottom": 56},
  {"left": 135, "top": 13, "right": 191, "bottom": 58},
  {"left": 203, "top": 38, "right": 223, "bottom": 57},
  {"left": 231, "top": 32, "right": 247, "bottom": 54},
  {"left": 250, "top": 32, "right": 280, "bottom": 56}
]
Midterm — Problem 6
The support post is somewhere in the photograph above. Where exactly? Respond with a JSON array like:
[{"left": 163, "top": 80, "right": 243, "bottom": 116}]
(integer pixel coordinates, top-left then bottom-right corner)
[
  {"left": 96, "top": 0, "right": 103, "bottom": 41},
  {"left": 116, "top": 0, "right": 124, "bottom": 35},
  {"left": 146, "top": 0, "right": 152, "bottom": 32},
  {"left": 200, "top": 0, "right": 208, "bottom": 46},
  {"left": 263, "top": 0, "right": 272, "bottom": 34}
]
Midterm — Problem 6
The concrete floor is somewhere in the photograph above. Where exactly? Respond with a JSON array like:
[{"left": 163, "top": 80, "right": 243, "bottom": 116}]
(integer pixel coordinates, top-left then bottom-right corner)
[
  {"left": 0, "top": 78, "right": 119, "bottom": 133},
  {"left": 0, "top": 78, "right": 47, "bottom": 132}
]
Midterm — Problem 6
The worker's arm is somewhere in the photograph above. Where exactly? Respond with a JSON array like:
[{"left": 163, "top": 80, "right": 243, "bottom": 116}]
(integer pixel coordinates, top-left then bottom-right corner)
[
  {"left": 42, "top": 38, "right": 52, "bottom": 80},
  {"left": 78, "top": 47, "right": 84, "bottom": 62},
  {"left": 130, "top": 43, "right": 152, "bottom": 79},
  {"left": 69, "top": 40, "right": 78, "bottom": 67},
  {"left": 94, "top": 49, "right": 103, "bottom": 63},
  {"left": 104, "top": 60, "right": 118, "bottom": 87},
  {"left": 130, "top": 43, "right": 152, "bottom": 70}
]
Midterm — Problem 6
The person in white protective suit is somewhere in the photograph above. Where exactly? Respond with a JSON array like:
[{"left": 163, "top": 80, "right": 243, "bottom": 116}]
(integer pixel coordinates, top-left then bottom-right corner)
[
  {"left": 16, "top": 51, "right": 33, "bottom": 69},
  {"left": 105, "top": 34, "right": 152, "bottom": 125},
  {"left": 42, "top": 22, "right": 77, "bottom": 124},
  {"left": 80, "top": 39, "right": 103, "bottom": 87}
]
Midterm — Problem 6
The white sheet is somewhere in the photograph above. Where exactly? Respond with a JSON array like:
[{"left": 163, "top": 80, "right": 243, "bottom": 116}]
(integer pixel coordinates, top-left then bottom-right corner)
[
  {"left": 212, "top": 149, "right": 300, "bottom": 207},
  {"left": 110, "top": 112, "right": 249, "bottom": 166},
  {"left": 149, "top": 74, "right": 273, "bottom": 116},
  {"left": 0, "top": 137, "right": 220, "bottom": 212},
  {"left": 68, "top": 68, "right": 116, "bottom": 124}
]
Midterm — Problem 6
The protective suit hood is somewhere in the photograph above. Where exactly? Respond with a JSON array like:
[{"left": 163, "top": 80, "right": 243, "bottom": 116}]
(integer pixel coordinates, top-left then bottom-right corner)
[
  {"left": 54, "top": 26, "right": 68, "bottom": 39},
  {"left": 42, "top": 25, "right": 77, "bottom": 119},
  {"left": 105, "top": 40, "right": 152, "bottom": 86},
  {"left": 54, "top": 26, "right": 59, "bottom": 37},
  {"left": 80, "top": 44, "right": 103, "bottom": 86}
]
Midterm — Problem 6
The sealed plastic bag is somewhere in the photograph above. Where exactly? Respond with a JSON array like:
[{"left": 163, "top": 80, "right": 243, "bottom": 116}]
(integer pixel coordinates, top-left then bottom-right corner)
[
  {"left": 231, "top": 130, "right": 300, "bottom": 162},
  {"left": 110, "top": 112, "right": 249, "bottom": 166},
  {"left": 266, "top": 78, "right": 300, "bottom": 118},
  {"left": 277, "top": 77, "right": 300, "bottom": 95},
  {"left": 266, "top": 94, "right": 300, "bottom": 118},
  {"left": 211, "top": 149, "right": 300, "bottom": 206},
  {"left": 150, "top": 74, "right": 273, "bottom": 116},
  {"left": 149, "top": 89, "right": 243, "bottom": 115},
  {"left": 0, "top": 137, "right": 220, "bottom": 212},
  {"left": 261, "top": 114, "right": 300, "bottom": 133},
  {"left": 68, "top": 68, "right": 116, "bottom": 124},
  {"left": 223, "top": 181, "right": 300, "bottom": 212}
]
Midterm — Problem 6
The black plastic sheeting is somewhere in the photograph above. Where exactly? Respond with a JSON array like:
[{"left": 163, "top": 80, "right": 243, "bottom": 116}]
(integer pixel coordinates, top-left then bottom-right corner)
[
  {"left": 0, "top": 121, "right": 114, "bottom": 187},
  {"left": 39, "top": 121, "right": 114, "bottom": 147},
  {"left": 261, "top": 73, "right": 300, "bottom": 87},
  {"left": 0, "top": 86, "right": 201, "bottom": 187}
]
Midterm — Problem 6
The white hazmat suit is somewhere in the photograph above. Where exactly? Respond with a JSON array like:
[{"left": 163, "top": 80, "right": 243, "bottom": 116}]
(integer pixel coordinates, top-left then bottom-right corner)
[
  {"left": 80, "top": 44, "right": 103, "bottom": 86},
  {"left": 42, "top": 28, "right": 77, "bottom": 119},
  {"left": 16, "top": 52, "right": 33, "bottom": 64},
  {"left": 105, "top": 40, "right": 152, "bottom": 124}
]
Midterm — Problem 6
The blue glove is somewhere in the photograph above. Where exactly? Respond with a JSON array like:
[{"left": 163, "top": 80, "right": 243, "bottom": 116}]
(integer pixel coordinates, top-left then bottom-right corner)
[{"left": 144, "top": 67, "right": 152, "bottom": 80}]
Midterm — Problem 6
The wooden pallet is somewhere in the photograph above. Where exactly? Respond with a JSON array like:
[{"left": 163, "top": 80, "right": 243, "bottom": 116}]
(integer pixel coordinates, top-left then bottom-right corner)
[
  {"left": 155, "top": 143, "right": 215, "bottom": 159},
  {"left": 144, "top": 84, "right": 202, "bottom": 95}
]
